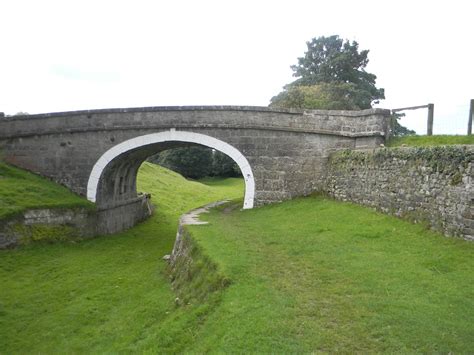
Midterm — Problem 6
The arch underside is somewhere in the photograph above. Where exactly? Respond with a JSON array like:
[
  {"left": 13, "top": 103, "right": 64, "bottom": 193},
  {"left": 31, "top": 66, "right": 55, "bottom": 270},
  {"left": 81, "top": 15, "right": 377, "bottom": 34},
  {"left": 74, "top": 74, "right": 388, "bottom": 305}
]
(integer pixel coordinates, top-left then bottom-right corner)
[{"left": 87, "top": 130, "right": 255, "bottom": 210}]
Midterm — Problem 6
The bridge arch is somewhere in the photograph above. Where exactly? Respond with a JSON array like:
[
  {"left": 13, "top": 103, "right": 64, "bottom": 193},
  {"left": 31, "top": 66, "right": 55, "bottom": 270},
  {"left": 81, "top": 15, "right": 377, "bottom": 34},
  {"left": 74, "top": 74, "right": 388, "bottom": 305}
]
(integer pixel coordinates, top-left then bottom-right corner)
[{"left": 87, "top": 130, "right": 255, "bottom": 209}]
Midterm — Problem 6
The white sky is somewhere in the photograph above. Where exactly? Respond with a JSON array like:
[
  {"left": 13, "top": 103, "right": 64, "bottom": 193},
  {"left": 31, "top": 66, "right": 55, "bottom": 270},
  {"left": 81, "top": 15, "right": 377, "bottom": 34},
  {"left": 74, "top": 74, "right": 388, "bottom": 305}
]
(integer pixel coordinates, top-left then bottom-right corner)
[{"left": 1, "top": 0, "right": 473, "bottom": 134}]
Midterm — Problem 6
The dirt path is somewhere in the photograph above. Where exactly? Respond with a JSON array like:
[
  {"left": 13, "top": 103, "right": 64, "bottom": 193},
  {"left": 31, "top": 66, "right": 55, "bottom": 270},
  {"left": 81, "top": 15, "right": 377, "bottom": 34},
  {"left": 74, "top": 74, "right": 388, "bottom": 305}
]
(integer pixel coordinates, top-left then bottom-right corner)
[{"left": 179, "top": 200, "right": 230, "bottom": 226}]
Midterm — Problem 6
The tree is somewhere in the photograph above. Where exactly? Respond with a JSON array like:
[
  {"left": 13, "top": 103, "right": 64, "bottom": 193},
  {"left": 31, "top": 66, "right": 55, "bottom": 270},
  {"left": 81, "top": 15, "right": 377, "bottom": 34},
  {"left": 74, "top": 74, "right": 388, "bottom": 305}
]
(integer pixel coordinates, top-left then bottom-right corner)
[
  {"left": 149, "top": 146, "right": 241, "bottom": 179},
  {"left": 270, "top": 83, "right": 361, "bottom": 110},
  {"left": 211, "top": 150, "right": 241, "bottom": 177},
  {"left": 390, "top": 113, "right": 416, "bottom": 137},
  {"left": 152, "top": 146, "right": 213, "bottom": 179},
  {"left": 270, "top": 35, "right": 385, "bottom": 110}
]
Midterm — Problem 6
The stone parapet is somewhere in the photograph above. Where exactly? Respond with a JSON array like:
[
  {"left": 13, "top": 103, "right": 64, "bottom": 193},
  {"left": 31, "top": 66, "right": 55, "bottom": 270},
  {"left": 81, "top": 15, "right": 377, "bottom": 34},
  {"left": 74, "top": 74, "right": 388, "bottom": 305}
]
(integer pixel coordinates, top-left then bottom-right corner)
[{"left": 0, "top": 106, "right": 390, "bottom": 139}]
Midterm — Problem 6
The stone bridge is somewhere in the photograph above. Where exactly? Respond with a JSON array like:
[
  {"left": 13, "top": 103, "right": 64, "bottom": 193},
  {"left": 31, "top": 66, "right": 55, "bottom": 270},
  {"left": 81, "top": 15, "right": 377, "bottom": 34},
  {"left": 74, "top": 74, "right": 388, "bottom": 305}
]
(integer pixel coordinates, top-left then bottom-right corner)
[{"left": 0, "top": 106, "right": 390, "bottom": 233}]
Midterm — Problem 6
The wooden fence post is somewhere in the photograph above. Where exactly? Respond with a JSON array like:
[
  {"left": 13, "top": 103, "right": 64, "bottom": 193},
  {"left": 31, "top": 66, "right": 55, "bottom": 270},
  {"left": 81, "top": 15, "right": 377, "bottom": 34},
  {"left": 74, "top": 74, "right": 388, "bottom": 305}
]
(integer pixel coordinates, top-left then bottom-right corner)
[
  {"left": 468, "top": 99, "right": 473, "bottom": 135},
  {"left": 427, "top": 103, "right": 434, "bottom": 136}
]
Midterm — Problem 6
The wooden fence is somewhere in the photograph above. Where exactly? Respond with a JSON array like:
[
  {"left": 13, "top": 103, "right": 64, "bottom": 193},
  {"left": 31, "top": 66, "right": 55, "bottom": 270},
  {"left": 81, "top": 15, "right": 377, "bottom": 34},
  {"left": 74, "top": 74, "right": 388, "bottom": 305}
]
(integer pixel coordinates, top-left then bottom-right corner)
[
  {"left": 468, "top": 99, "right": 473, "bottom": 135},
  {"left": 392, "top": 104, "right": 434, "bottom": 135},
  {"left": 392, "top": 100, "right": 473, "bottom": 135}
]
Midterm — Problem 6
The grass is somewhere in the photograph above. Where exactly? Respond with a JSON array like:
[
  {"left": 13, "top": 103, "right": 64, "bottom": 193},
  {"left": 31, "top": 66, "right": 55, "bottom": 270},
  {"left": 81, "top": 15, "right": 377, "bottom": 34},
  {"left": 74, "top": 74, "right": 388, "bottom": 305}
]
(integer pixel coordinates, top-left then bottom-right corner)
[
  {"left": 1, "top": 161, "right": 473, "bottom": 352},
  {"left": 388, "top": 134, "right": 474, "bottom": 147},
  {"left": 0, "top": 161, "right": 94, "bottom": 220},
  {"left": 0, "top": 162, "right": 244, "bottom": 353},
  {"left": 186, "top": 198, "right": 474, "bottom": 352}
]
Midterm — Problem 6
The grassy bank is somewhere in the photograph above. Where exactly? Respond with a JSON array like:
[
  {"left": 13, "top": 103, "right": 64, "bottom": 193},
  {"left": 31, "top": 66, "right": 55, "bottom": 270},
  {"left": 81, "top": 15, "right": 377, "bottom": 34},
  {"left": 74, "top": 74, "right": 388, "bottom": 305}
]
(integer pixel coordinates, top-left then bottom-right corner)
[
  {"left": 1, "top": 162, "right": 473, "bottom": 352},
  {"left": 0, "top": 162, "right": 244, "bottom": 353},
  {"left": 187, "top": 198, "right": 474, "bottom": 352},
  {"left": 388, "top": 134, "right": 474, "bottom": 147},
  {"left": 0, "top": 162, "right": 94, "bottom": 220}
]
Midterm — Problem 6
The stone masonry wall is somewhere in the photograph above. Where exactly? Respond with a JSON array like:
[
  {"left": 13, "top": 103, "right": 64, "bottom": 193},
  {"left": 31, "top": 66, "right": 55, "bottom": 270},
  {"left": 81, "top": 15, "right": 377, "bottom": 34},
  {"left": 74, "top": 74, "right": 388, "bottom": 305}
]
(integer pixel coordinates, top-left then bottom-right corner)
[
  {"left": 324, "top": 146, "right": 474, "bottom": 240},
  {"left": 96, "top": 194, "right": 153, "bottom": 235},
  {"left": 0, "top": 194, "right": 153, "bottom": 249},
  {"left": 0, "top": 208, "right": 97, "bottom": 249}
]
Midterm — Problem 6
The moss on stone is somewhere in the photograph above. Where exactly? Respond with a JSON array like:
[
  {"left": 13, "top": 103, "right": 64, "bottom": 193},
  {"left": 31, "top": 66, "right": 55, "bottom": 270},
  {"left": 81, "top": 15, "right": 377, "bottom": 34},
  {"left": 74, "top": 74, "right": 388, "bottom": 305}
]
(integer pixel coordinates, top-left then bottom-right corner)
[
  {"left": 450, "top": 172, "right": 463, "bottom": 186},
  {"left": 330, "top": 146, "right": 473, "bottom": 176},
  {"left": 12, "top": 223, "right": 78, "bottom": 245}
]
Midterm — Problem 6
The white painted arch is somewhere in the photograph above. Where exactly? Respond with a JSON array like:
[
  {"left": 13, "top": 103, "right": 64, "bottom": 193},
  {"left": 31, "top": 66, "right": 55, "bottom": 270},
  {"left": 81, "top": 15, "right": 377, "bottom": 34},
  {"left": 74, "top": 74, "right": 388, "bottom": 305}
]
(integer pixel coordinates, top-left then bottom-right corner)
[{"left": 86, "top": 129, "right": 255, "bottom": 209}]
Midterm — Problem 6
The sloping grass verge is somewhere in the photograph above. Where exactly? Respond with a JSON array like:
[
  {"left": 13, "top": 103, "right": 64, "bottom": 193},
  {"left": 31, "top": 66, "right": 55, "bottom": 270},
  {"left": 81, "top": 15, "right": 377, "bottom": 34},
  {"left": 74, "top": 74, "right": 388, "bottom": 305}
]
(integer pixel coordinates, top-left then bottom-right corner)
[
  {"left": 0, "top": 161, "right": 94, "bottom": 220},
  {"left": 184, "top": 197, "right": 474, "bottom": 353},
  {"left": 0, "top": 162, "right": 244, "bottom": 353},
  {"left": 388, "top": 134, "right": 474, "bottom": 147}
]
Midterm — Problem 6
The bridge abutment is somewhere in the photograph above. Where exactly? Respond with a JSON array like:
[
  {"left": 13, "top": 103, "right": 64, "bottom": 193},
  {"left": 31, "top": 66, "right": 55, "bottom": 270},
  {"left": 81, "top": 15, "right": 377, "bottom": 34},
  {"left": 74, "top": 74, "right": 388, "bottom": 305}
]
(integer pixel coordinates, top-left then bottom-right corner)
[{"left": 96, "top": 194, "right": 153, "bottom": 235}]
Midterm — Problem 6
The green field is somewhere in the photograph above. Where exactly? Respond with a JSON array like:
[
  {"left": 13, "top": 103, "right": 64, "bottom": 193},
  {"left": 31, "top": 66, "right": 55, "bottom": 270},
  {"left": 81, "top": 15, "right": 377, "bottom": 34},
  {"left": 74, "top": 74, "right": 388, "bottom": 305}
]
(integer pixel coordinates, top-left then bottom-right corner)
[
  {"left": 0, "top": 162, "right": 94, "bottom": 220},
  {"left": 388, "top": 134, "right": 474, "bottom": 147},
  {"left": 1, "top": 161, "right": 473, "bottom": 352}
]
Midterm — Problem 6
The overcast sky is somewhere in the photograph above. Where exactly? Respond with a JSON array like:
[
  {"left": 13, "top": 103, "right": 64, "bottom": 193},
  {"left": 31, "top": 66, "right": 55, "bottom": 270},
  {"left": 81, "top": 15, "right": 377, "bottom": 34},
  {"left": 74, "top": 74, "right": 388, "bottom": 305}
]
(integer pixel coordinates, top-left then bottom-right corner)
[{"left": 1, "top": 0, "right": 473, "bottom": 134}]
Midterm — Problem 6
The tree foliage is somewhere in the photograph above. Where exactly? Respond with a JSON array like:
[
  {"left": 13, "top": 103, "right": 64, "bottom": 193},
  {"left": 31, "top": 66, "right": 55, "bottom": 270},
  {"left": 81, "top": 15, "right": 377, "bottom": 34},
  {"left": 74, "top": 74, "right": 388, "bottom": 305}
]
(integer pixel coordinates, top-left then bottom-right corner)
[
  {"left": 270, "top": 35, "right": 385, "bottom": 110},
  {"left": 152, "top": 146, "right": 212, "bottom": 179},
  {"left": 211, "top": 150, "right": 241, "bottom": 177},
  {"left": 270, "top": 83, "right": 362, "bottom": 110},
  {"left": 150, "top": 146, "right": 241, "bottom": 179},
  {"left": 390, "top": 113, "right": 416, "bottom": 137}
]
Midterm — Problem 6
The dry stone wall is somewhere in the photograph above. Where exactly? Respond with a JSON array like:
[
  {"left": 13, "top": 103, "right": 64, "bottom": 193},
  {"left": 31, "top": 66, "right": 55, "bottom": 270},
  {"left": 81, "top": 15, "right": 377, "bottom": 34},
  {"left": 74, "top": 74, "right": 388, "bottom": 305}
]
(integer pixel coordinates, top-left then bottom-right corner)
[{"left": 324, "top": 146, "right": 474, "bottom": 240}]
